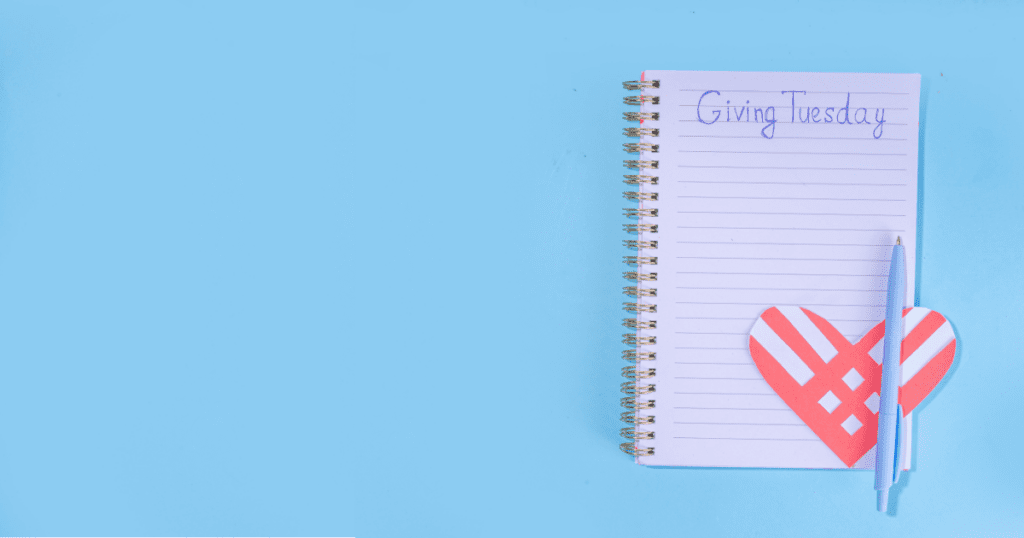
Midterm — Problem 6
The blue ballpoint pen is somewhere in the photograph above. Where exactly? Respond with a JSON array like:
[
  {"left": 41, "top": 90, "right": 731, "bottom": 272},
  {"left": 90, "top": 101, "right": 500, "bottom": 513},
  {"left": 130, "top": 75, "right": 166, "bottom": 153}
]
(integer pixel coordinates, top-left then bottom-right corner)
[{"left": 875, "top": 236, "right": 906, "bottom": 512}]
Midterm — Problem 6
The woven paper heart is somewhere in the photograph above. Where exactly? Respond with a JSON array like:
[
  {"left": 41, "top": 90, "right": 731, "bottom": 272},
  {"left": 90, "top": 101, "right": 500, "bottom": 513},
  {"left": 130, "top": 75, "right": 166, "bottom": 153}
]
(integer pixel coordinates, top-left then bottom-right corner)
[{"left": 748, "top": 306, "right": 956, "bottom": 467}]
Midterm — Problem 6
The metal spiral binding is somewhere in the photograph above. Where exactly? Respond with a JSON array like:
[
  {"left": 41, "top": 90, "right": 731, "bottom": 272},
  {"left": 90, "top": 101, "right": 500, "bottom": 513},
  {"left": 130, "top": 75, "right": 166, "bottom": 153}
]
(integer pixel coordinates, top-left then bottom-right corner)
[
  {"left": 623, "top": 240, "right": 657, "bottom": 250},
  {"left": 622, "top": 271, "right": 657, "bottom": 282},
  {"left": 622, "top": 174, "right": 659, "bottom": 185},
  {"left": 622, "top": 349, "right": 655, "bottom": 361},
  {"left": 622, "top": 302, "right": 656, "bottom": 313},
  {"left": 623, "top": 111, "right": 659, "bottom": 122},
  {"left": 623, "top": 159, "right": 659, "bottom": 170},
  {"left": 623, "top": 319, "right": 656, "bottom": 330},
  {"left": 622, "top": 334, "right": 656, "bottom": 346},
  {"left": 623, "top": 286, "right": 656, "bottom": 297},
  {"left": 623, "top": 191, "right": 658, "bottom": 202},
  {"left": 623, "top": 127, "right": 659, "bottom": 137},
  {"left": 620, "top": 79, "right": 658, "bottom": 457},
  {"left": 623, "top": 80, "right": 660, "bottom": 90},
  {"left": 622, "top": 365, "right": 656, "bottom": 379},
  {"left": 624, "top": 208, "right": 658, "bottom": 218},
  {"left": 623, "top": 223, "right": 658, "bottom": 234},
  {"left": 623, "top": 142, "right": 659, "bottom": 153},
  {"left": 622, "top": 255, "right": 657, "bottom": 266},
  {"left": 624, "top": 95, "right": 660, "bottom": 105}
]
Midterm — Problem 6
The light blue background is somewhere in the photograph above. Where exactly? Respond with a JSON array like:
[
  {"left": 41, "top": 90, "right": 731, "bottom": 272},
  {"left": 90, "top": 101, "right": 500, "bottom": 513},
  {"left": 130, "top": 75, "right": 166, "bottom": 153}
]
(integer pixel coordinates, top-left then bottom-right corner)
[{"left": 0, "top": 0, "right": 1019, "bottom": 535}]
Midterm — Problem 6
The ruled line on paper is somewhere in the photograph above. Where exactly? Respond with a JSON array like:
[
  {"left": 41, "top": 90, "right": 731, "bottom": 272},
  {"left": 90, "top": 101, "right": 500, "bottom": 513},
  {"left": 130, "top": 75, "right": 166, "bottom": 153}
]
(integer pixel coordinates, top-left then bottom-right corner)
[
  {"left": 674, "top": 422, "right": 807, "bottom": 426},
  {"left": 676, "top": 226, "right": 905, "bottom": 231},
  {"left": 675, "top": 377, "right": 765, "bottom": 381},
  {"left": 675, "top": 287, "right": 885, "bottom": 292},
  {"left": 672, "top": 437, "right": 821, "bottom": 441},
  {"left": 675, "top": 302, "right": 885, "bottom": 307},
  {"left": 674, "top": 332, "right": 751, "bottom": 335},
  {"left": 672, "top": 393, "right": 779, "bottom": 397},
  {"left": 677, "top": 135, "right": 909, "bottom": 140},
  {"left": 674, "top": 316, "right": 762, "bottom": 320},
  {"left": 677, "top": 166, "right": 906, "bottom": 172},
  {"left": 673, "top": 406, "right": 791, "bottom": 410},
  {"left": 675, "top": 89, "right": 911, "bottom": 95},
  {"left": 674, "top": 347, "right": 748, "bottom": 350},
  {"left": 674, "top": 272, "right": 886, "bottom": 278},
  {"left": 675, "top": 256, "right": 891, "bottom": 261},
  {"left": 675, "top": 241, "right": 893, "bottom": 246},
  {"left": 676, "top": 195, "right": 906, "bottom": 201},
  {"left": 677, "top": 150, "right": 908, "bottom": 155},
  {"left": 674, "top": 362, "right": 755, "bottom": 365},
  {"left": 674, "top": 392, "right": 776, "bottom": 396},
  {"left": 675, "top": 180, "right": 907, "bottom": 186},
  {"left": 676, "top": 212, "right": 906, "bottom": 217}
]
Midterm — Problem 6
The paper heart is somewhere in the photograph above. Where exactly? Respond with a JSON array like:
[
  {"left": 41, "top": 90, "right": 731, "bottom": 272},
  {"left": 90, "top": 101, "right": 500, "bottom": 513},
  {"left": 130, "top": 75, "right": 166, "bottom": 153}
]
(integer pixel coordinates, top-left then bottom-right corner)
[{"left": 748, "top": 306, "right": 956, "bottom": 467}]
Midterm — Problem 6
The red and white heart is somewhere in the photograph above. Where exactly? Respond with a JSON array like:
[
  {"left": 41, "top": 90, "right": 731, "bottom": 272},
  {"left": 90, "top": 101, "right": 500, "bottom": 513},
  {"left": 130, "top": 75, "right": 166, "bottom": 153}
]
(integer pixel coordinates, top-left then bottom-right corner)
[{"left": 748, "top": 306, "right": 956, "bottom": 467}]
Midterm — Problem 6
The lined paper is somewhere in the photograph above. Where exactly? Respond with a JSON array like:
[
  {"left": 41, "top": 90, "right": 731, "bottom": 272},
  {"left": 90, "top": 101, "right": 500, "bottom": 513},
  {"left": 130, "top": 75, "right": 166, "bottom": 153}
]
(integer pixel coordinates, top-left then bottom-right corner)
[{"left": 633, "top": 71, "right": 920, "bottom": 468}]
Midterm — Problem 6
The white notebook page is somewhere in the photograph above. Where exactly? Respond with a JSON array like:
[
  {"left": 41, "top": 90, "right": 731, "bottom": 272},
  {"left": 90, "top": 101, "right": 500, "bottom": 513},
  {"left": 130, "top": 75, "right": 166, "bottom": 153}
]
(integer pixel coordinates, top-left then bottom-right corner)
[{"left": 633, "top": 71, "right": 920, "bottom": 468}]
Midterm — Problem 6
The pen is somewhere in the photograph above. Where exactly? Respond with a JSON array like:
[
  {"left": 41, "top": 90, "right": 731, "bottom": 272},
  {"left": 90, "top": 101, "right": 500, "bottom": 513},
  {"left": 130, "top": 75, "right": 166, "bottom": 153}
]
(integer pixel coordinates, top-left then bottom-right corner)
[{"left": 875, "top": 236, "right": 906, "bottom": 512}]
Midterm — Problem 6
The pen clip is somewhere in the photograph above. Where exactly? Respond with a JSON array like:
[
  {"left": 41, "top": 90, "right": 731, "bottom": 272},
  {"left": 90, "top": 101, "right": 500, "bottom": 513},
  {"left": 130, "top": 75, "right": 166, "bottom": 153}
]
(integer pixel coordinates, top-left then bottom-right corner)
[{"left": 891, "top": 404, "right": 905, "bottom": 485}]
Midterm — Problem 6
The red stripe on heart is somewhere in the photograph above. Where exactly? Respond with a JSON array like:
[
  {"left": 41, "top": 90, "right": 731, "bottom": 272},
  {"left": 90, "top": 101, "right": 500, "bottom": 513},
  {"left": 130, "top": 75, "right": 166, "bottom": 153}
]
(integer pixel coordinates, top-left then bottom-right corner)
[
  {"left": 902, "top": 311, "right": 946, "bottom": 358},
  {"left": 900, "top": 340, "right": 955, "bottom": 412}
]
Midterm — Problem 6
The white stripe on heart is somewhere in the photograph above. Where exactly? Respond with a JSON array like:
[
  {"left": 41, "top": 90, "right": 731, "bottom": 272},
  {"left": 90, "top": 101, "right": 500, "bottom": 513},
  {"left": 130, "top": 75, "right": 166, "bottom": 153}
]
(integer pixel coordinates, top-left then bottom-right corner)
[
  {"left": 750, "top": 317, "right": 814, "bottom": 386},
  {"left": 777, "top": 306, "right": 838, "bottom": 364},
  {"left": 868, "top": 337, "right": 884, "bottom": 365},
  {"left": 901, "top": 321, "right": 954, "bottom": 384}
]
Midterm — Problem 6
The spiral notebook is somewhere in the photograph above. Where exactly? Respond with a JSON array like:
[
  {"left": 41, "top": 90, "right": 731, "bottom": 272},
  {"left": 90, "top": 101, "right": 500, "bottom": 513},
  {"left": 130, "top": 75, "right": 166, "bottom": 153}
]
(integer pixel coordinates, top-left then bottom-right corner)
[{"left": 620, "top": 71, "right": 921, "bottom": 468}]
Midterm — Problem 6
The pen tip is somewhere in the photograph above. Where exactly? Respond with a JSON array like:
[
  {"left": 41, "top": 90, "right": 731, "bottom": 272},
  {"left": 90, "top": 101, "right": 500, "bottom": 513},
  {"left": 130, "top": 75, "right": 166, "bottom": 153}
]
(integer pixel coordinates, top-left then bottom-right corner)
[{"left": 896, "top": 236, "right": 902, "bottom": 246}]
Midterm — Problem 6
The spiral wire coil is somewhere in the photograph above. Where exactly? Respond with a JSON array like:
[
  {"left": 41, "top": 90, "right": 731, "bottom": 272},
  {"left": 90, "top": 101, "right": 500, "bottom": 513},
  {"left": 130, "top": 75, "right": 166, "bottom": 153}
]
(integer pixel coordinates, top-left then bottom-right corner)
[{"left": 619, "top": 80, "right": 658, "bottom": 457}]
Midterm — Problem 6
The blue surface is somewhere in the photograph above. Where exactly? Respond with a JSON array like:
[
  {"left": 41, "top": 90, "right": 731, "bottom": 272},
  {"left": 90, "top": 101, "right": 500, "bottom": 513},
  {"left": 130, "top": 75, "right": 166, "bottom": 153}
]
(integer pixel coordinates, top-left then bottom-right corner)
[{"left": 0, "top": 1, "right": 1020, "bottom": 535}]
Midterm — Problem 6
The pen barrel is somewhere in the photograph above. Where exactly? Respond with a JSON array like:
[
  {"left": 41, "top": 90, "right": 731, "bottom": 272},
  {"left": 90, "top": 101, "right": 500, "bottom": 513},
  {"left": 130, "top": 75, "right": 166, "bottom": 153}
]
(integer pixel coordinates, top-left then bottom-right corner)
[
  {"left": 874, "top": 243, "right": 905, "bottom": 490},
  {"left": 874, "top": 411, "right": 899, "bottom": 490},
  {"left": 882, "top": 244, "right": 906, "bottom": 357}
]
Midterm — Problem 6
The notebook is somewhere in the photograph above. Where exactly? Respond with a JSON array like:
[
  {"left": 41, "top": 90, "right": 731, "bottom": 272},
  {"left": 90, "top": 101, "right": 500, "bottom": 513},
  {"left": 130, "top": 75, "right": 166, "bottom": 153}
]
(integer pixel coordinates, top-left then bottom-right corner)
[{"left": 620, "top": 71, "right": 921, "bottom": 468}]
